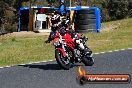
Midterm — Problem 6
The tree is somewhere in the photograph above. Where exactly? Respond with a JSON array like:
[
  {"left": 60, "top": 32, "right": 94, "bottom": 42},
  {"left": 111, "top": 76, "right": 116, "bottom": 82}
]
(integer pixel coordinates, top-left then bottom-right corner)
[
  {"left": 0, "top": 0, "right": 17, "bottom": 32},
  {"left": 128, "top": 0, "right": 132, "bottom": 17},
  {"left": 107, "top": 0, "right": 129, "bottom": 20}
]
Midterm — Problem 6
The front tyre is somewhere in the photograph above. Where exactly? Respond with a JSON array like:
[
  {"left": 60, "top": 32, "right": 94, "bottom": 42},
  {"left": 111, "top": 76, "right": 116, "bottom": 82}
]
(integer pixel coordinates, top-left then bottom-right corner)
[{"left": 55, "top": 49, "right": 72, "bottom": 70}]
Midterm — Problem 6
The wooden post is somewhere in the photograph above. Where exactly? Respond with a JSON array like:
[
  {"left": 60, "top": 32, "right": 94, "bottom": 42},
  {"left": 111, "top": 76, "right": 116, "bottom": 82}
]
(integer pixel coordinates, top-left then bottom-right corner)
[
  {"left": 28, "top": 0, "right": 33, "bottom": 31},
  {"left": 70, "top": 10, "right": 75, "bottom": 30}
]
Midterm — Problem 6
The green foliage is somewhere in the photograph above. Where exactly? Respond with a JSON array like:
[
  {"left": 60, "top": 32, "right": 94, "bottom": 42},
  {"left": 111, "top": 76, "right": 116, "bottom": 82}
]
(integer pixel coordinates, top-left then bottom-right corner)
[
  {"left": 103, "top": 0, "right": 132, "bottom": 21},
  {"left": 0, "top": 0, "right": 17, "bottom": 32},
  {"left": 107, "top": 0, "right": 129, "bottom": 20},
  {"left": 128, "top": 0, "right": 132, "bottom": 17}
]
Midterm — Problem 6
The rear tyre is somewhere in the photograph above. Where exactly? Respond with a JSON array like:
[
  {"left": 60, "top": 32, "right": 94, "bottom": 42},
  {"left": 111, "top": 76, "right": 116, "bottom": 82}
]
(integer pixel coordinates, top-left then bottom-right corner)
[
  {"left": 82, "top": 55, "right": 94, "bottom": 66},
  {"left": 55, "top": 49, "right": 71, "bottom": 70},
  {"left": 81, "top": 47, "right": 94, "bottom": 66}
]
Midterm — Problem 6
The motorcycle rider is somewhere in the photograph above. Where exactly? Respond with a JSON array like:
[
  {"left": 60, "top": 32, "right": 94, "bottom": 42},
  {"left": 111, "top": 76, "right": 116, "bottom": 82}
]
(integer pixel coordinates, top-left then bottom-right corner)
[
  {"left": 45, "top": 11, "right": 61, "bottom": 43},
  {"left": 45, "top": 11, "right": 73, "bottom": 43},
  {"left": 45, "top": 10, "right": 81, "bottom": 45},
  {"left": 45, "top": 13, "right": 80, "bottom": 43}
]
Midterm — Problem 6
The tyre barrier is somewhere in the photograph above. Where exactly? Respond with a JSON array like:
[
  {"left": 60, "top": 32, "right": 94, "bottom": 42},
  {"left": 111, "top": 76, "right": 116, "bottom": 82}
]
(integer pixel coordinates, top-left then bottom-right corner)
[
  {"left": 74, "top": 7, "right": 100, "bottom": 33},
  {"left": 76, "top": 24, "right": 96, "bottom": 30},
  {"left": 75, "top": 14, "right": 96, "bottom": 20},
  {"left": 76, "top": 9, "right": 95, "bottom": 14},
  {"left": 75, "top": 29, "right": 96, "bottom": 33},
  {"left": 75, "top": 19, "right": 96, "bottom": 25}
]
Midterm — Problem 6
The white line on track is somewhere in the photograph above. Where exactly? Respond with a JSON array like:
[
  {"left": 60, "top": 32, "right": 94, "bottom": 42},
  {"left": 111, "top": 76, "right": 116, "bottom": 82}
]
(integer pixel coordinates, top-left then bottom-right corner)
[
  {"left": 108, "top": 51, "right": 113, "bottom": 53},
  {"left": 94, "top": 53, "right": 100, "bottom": 55},
  {"left": 128, "top": 48, "right": 132, "bottom": 50},
  {"left": 0, "top": 48, "right": 132, "bottom": 69}
]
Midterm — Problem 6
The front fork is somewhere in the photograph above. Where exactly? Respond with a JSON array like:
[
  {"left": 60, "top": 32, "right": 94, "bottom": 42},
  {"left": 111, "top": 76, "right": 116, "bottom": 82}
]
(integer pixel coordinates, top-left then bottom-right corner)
[
  {"left": 55, "top": 47, "right": 71, "bottom": 65},
  {"left": 56, "top": 48, "right": 67, "bottom": 57}
]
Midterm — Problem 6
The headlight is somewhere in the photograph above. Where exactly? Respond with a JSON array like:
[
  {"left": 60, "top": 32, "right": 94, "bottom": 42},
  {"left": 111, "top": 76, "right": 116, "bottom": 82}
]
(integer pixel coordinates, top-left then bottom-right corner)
[
  {"left": 54, "top": 40, "right": 60, "bottom": 46},
  {"left": 52, "top": 38, "right": 60, "bottom": 46}
]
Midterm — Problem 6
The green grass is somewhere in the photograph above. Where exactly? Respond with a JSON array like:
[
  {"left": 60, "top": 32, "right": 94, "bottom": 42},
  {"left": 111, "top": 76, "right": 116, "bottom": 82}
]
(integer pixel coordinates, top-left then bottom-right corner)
[
  {"left": 0, "top": 36, "right": 54, "bottom": 66},
  {"left": 0, "top": 18, "right": 132, "bottom": 66},
  {"left": 86, "top": 18, "right": 132, "bottom": 52}
]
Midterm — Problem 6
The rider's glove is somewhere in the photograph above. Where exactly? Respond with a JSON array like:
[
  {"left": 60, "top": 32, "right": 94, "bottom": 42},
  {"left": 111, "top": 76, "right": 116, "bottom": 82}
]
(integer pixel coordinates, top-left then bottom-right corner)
[{"left": 45, "top": 40, "right": 50, "bottom": 43}]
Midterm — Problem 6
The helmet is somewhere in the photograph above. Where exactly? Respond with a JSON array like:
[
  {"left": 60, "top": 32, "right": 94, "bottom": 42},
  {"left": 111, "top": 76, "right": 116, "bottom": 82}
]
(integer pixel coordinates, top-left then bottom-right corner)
[{"left": 51, "top": 14, "right": 60, "bottom": 24}]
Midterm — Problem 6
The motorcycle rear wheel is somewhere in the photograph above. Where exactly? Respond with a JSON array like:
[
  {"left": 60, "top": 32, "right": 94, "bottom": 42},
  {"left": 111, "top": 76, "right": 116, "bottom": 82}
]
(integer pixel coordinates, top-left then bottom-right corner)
[
  {"left": 82, "top": 55, "right": 94, "bottom": 66},
  {"left": 55, "top": 49, "right": 72, "bottom": 70}
]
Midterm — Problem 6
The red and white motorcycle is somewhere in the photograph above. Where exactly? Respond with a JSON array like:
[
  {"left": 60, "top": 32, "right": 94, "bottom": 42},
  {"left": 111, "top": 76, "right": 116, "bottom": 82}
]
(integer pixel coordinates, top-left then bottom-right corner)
[{"left": 51, "top": 28, "right": 94, "bottom": 70}]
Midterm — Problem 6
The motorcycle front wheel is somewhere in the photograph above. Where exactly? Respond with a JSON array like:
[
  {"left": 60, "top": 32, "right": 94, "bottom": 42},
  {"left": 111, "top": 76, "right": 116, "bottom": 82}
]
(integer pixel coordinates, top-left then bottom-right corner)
[{"left": 55, "top": 49, "right": 72, "bottom": 70}]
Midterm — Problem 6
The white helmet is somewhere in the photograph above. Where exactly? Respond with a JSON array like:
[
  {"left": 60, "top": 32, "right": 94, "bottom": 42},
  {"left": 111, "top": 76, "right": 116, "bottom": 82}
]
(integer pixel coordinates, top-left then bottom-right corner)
[{"left": 51, "top": 14, "right": 60, "bottom": 24}]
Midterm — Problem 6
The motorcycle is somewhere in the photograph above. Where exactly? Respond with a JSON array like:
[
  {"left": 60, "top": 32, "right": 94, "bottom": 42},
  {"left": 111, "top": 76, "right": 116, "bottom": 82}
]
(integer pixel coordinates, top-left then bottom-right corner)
[{"left": 51, "top": 27, "right": 94, "bottom": 70}]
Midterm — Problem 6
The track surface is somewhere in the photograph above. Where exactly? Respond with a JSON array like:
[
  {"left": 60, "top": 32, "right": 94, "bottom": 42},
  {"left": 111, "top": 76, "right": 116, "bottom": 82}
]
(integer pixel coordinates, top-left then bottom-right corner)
[{"left": 0, "top": 49, "right": 132, "bottom": 88}]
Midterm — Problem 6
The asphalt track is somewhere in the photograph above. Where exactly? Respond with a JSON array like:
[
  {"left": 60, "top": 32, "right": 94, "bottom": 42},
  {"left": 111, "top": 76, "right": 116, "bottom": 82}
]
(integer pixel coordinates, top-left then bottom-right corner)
[{"left": 0, "top": 49, "right": 132, "bottom": 88}]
